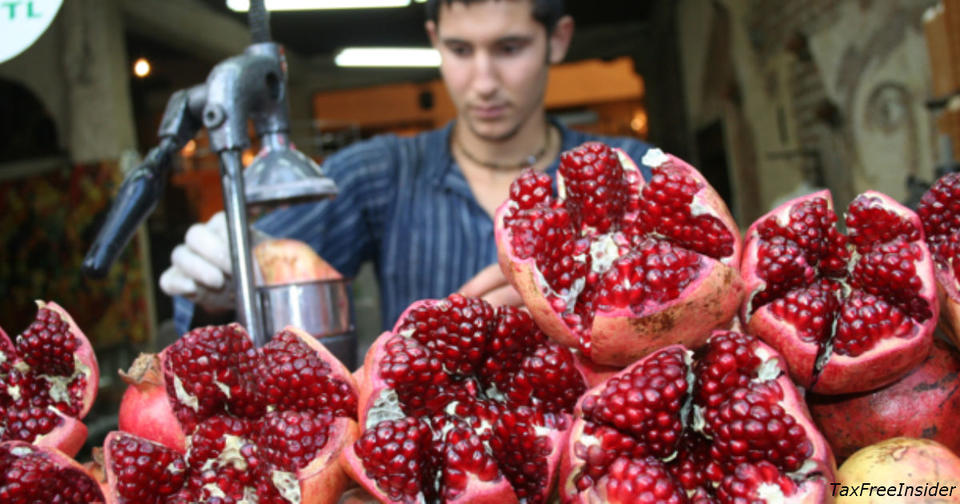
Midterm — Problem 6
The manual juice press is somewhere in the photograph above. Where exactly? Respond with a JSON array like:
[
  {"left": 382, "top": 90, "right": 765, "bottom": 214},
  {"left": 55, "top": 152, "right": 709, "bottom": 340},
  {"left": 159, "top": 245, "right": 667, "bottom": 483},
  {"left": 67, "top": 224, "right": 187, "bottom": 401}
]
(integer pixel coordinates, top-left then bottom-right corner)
[{"left": 82, "top": 0, "right": 358, "bottom": 367}]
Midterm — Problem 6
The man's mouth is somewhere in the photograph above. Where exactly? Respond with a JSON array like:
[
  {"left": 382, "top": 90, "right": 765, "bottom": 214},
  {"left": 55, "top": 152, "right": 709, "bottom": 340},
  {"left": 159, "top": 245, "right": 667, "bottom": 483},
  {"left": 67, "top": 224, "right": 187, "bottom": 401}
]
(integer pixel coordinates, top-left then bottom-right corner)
[{"left": 470, "top": 104, "right": 507, "bottom": 120}]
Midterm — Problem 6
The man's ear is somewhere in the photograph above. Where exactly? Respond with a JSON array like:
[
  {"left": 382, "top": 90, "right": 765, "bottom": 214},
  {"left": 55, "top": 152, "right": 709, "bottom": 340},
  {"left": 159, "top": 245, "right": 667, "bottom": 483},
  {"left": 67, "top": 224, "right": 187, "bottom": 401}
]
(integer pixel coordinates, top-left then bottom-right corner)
[
  {"left": 548, "top": 15, "right": 574, "bottom": 64},
  {"left": 425, "top": 20, "right": 439, "bottom": 47}
]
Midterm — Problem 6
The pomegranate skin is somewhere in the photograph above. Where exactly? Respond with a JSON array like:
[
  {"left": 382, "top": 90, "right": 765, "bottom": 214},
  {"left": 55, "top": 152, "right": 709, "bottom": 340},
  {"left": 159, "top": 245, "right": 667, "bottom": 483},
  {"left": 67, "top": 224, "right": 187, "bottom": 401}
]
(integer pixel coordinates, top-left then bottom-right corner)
[
  {"left": 836, "top": 437, "right": 960, "bottom": 503},
  {"left": 117, "top": 352, "right": 187, "bottom": 453},
  {"left": 809, "top": 336, "right": 960, "bottom": 463},
  {"left": 740, "top": 190, "right": 938, "bottom": 395},
  {"left": 495, "top": 147, "right": 743, "bottom": 367}
]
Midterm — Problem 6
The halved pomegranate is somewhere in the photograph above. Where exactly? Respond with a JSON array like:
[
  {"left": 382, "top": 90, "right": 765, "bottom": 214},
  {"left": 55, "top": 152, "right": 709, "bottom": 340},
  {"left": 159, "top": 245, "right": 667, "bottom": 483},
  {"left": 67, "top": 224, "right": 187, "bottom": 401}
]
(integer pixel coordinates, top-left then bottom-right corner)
[
  {"left": 741, "top": 190, "right": 938, "bottom": 394},
  {"left": 559, "top": 330, "right": 836, "bottom": 503},
  {"left": 0, "top": 301, "right": 99, "bottom": 457},
  {"left": 0, "top": 440, "right": 105, "bottom": 502},
  {"left": 808, "top": 336, "right": 960, "bottom": 463},
  {"left": 495, "top": 143, "right": 743, "bottom": 367},
  {"left": 102, "top": 416, "right": 357, "bottom": 504},
  {"left": 116, "top": 324, "right": 359, "bottom": 502},
  {"left": 917, "top": 172, "right": 960, "bottom": 345},
  {"left": 341, "top": 294, "right": 591, "bottom": 504}
]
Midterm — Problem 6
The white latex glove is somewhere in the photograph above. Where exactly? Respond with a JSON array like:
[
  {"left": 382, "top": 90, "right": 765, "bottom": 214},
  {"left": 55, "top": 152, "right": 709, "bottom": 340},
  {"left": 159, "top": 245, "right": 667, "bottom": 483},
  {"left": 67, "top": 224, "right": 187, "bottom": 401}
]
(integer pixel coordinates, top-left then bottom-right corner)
[{"left": 160, "top": 211, "right": 267, "bottom": 313}]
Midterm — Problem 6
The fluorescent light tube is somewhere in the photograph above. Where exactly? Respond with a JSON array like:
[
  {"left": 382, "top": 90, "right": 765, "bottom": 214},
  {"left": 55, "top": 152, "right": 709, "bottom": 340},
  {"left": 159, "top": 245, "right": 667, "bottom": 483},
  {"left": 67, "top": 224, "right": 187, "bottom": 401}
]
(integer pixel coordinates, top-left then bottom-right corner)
[
  {"left": 227, "top": 0, "right": 411, "bottom": 11},
  {"left": 335, "top": 47, "right": 440, "bottom": 67}
]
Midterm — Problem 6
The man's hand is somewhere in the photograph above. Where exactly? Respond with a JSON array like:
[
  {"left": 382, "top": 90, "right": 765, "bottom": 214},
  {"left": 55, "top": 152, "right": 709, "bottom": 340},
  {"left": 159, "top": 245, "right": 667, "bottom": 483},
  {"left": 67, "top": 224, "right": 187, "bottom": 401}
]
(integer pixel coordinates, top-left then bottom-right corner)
[
  {"left": 458, "top": 263, "right": 523, "bottom": 308},
  {"left": 159, "top": 211, "right": 236, "bottom": 313}
]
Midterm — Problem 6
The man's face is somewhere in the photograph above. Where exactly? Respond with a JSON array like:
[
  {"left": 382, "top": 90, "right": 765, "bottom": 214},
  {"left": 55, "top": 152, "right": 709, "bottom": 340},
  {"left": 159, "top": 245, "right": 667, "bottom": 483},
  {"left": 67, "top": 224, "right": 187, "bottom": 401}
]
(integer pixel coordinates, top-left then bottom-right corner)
[{"left": 428, "top": 1, "right": 558, "bottom": 142}]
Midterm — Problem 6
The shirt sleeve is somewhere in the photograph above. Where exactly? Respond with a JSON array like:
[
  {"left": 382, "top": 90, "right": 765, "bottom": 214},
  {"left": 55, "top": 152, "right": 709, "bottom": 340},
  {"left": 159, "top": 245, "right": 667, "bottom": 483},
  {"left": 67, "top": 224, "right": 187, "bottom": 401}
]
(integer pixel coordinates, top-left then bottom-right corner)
[{"left": 254, "top": 135, "right": 399, "bottom": 278}]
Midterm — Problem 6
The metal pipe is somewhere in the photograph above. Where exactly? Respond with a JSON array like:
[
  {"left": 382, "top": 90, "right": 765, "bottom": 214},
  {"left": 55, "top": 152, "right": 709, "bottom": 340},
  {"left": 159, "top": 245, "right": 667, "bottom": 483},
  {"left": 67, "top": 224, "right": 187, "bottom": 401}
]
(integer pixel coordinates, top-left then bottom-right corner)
[{"left": 218, "top": 149, "right": 267, "bottom": 347}]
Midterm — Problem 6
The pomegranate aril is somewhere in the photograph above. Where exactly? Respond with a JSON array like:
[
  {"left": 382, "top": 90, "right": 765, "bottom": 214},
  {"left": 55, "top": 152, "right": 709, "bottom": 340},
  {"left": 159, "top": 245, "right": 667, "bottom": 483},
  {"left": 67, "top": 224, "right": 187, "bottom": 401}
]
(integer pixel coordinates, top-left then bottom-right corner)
[
  {"left": 257, "top": 410, "right": 331, "bottom": 472},
  {"left": 668, "top": 431, "right": 713, "bottom": 493},
  {"left": 559, "top": 142, "right": 627, "bottom": 233},
  {"left": 488, "top": 408, "right": 560, "bottom": 504},
  {"left": 507, "top": 205, "right": 586, "bottom": 291},
  {"left": 704, "top": 382, "right": 812, "bottom": 474},
  {"left": 768, "top": 280, "right": 842, "bottom": 345},
  {"left": 354, "top": 417, "right": 433, "bottom": 504},
  {"left": 716, "top": 461, "right": 798, "bottom": 504},
  {"left": 109, "top": 434, "right": 186, "bottom": 503},
  {"left": 635, "top": 165, "right": 734, "bottom": 259},
  {"left": 165, "top": 324, "right": 259, "bottom": 428},
  {"left": 186, "top": 415, "right": 256, "bottom": 469},
  {"left": 851, "top": 238, "right": 932, "bottom": 321},
  {"left": 3, "top": 406, "right": 63, "bottom": 444},
  {"left": 379, "top": 335, "right": 456, "bottom": 417},
  {"left": 602, "top": 456, "right": 688, "bottom": 504},
  {"left": 0, "top": 442, "right": 104, "bottom": 503},
  {"left": 580, "top": 346, "right": 688, "bottom": 457},
  {"left": 506, "top": 343, "right": 586, "bottom": 414},
  {"left": 396, "top": 294, "right": 492, "bottom": 376},
  {"left": 15, "top": 308, "right": 78, "bottom": 377},
  {"left": 695, "top": 331, "right": 764, "bottom": 409},
  {"left": 258, "top": 330, "right": 356, "bottom": 418},
  {"left": 507, "top": 170, "right": 554, "bottom": 214},
  {"left": 594, "top": 240, "right": 701, "bottom": 310},
  {"left": 847, "top": 194, "right": 921, "bottom": 251},
  {"left": 833, "top": 291, "right": 913, "bottom": 356}
]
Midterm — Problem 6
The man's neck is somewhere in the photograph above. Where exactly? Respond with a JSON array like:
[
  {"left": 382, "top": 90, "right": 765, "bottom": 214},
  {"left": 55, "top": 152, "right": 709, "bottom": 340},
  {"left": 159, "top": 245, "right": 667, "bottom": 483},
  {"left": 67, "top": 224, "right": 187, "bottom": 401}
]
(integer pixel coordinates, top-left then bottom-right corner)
[{"left": 452, "top": 114, "right": 553, "bottom": 172}]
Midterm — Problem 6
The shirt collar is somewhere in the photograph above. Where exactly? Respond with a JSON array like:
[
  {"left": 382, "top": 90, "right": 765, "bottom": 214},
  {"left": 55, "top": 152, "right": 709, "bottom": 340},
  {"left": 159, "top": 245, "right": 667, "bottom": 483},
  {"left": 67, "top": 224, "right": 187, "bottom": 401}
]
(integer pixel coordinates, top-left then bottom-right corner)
[{"left": 434, "top": 117, "right": 572, "bottom": 195}]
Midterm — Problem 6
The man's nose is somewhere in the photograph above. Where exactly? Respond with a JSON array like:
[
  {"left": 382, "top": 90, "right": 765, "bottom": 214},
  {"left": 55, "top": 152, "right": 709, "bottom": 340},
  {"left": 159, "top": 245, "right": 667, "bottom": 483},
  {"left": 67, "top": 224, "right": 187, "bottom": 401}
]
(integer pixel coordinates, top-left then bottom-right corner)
[{"left": 471, "top": 51, "right": 499, "bottom": 98}]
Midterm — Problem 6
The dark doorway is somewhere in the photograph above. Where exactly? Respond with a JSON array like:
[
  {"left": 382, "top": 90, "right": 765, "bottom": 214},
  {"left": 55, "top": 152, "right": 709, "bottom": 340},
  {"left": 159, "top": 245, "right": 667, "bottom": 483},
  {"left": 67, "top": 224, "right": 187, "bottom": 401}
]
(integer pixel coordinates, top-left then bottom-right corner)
[
  {"left": 0, "top": 79, "right": 61, "bottom": 163},
  {"left": 694, "top": 120, "right": 735, "bottom": 218}
]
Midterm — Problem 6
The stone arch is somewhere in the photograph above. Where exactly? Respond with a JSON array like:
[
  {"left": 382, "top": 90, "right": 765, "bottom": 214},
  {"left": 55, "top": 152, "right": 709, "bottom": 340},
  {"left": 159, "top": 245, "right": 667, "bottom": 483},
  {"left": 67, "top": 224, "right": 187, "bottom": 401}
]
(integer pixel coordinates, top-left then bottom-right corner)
[{"left": 0, "top": 77, "right": 62, "bottom": 163}]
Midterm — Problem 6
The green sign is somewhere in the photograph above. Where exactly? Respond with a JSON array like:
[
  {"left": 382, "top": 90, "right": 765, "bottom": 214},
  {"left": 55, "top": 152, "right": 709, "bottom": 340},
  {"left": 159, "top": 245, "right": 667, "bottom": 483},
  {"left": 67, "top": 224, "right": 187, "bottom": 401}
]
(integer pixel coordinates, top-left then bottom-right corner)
[{"left": 0, "top": 0, "right": 64, "bottom": 64}]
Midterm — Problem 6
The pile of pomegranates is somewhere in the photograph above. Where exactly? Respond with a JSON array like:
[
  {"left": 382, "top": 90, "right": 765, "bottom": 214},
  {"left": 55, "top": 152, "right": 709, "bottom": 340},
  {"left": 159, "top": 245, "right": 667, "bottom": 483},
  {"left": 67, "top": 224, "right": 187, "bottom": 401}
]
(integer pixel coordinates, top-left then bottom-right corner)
[{"left": 16, "top": 143, "right": 960, "bottom": 503}]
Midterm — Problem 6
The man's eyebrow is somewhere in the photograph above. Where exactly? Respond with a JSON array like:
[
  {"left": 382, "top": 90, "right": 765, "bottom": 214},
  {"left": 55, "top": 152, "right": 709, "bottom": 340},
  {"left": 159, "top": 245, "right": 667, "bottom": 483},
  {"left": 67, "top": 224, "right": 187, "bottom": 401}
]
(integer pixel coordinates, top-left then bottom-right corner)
[{"left": 439, "top": 35, "right": 534, "bottom": 45}]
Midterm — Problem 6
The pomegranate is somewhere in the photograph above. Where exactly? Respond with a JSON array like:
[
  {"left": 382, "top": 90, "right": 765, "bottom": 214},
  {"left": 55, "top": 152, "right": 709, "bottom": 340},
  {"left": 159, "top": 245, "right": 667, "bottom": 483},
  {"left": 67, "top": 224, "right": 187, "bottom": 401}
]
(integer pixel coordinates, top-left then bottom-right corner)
[
  {"left": 0, "top": 300, "right": 99, "bottom": 457},
  {"left": 254, "top": 238, "right": 343, "bottom": 285},
  {"left": 494, "top": 144, "right": 743, "bottom": 367},
  {"left": 102, "top": 417, "right": 357, "bottom": 504},
  {"left": 116, "top": 324, "right": 359, "bottom": 502},
  {"left": 918, "top": 172, "right": 960, "bottom": 346},
  {"left": 0, "top": 440, "right": 105, "bottom": 502},
  {"left": 559, "top": 330, "right": 836, "bottom": 503},
  {"left": 808, "top": 336, "right": 960, "bottom": 463},
  {"left": 741, "top": 190, "right": 938, "bottom": 394},
  {"left": 835, "top": 437, "right": 960, "bottom": 502},
  {"left": 341, "top": 294, "right": 590, "bottom": 504}
]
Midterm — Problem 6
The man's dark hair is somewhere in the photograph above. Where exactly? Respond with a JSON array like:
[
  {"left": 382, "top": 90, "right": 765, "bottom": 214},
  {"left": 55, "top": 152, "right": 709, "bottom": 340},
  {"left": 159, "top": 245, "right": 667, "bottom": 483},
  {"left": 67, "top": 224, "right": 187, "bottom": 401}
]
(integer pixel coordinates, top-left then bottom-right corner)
[{"left": 425, "top": 0, "right": 567, "bottom": 34}]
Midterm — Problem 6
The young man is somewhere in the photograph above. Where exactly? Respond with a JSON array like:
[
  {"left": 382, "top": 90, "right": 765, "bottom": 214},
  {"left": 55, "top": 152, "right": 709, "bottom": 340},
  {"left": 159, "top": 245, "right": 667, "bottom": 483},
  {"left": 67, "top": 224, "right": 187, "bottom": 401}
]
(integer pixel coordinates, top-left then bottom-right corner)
[{"left": 160, "top": 0, "right": 653, "bottom": 334}]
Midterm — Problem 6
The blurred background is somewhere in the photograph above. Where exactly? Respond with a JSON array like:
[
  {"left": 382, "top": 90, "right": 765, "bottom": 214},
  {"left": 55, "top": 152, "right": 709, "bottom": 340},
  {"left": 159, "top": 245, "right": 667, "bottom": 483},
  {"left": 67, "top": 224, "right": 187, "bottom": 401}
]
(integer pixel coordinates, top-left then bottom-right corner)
[{"left": 1, "top": 0, "right": 958, "bottom": 456}]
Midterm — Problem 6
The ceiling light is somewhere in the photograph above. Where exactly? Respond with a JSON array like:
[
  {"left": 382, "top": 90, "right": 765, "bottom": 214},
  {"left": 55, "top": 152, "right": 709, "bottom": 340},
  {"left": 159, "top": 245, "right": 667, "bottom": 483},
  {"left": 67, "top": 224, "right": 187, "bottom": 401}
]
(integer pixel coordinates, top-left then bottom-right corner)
[
  {"left": 335, "top": 47, "right": 440, "bottom": 67},
  {"left": 133, "top": 57, "right": 151, "bottom": 78},
  {"left": 227, "top": 0, "right": 411, "bottom": 10}
]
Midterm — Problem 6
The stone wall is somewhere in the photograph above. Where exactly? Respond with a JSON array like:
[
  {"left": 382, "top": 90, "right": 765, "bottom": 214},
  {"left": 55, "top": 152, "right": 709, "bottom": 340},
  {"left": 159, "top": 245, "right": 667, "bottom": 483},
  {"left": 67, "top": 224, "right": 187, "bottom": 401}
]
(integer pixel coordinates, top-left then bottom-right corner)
[{"left": 678, "top": 0, "right": 940, "bottom": 225}]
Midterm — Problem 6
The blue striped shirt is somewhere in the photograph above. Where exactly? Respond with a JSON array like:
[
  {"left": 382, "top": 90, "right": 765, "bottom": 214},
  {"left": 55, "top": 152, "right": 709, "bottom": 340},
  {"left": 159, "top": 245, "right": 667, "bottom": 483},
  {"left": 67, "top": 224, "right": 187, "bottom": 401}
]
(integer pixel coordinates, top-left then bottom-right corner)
[{"left": 174, "top": 119, "right": 652, "bottom": 334}]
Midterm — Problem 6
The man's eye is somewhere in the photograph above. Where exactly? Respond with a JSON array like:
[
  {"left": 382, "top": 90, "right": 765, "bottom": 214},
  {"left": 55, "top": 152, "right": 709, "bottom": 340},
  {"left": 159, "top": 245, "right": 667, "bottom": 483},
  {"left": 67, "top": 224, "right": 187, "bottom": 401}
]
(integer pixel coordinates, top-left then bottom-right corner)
[
  {"left": 497, "top": 43, "right": 524, "bottom": 56},
  {"left": 448, "top": 45, "right": 471, "bottom": 57}
]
